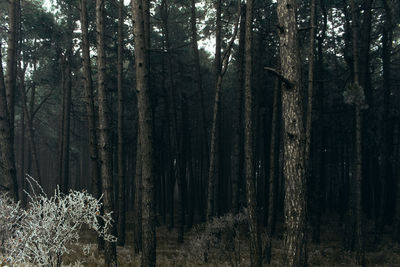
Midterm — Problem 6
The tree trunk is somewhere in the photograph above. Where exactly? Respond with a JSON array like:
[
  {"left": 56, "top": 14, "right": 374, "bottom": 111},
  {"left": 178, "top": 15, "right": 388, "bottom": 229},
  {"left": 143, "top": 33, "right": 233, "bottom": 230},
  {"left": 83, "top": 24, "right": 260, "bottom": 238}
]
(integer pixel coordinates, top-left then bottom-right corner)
[
  {"left": 61, "top": 53, "right": 72, "bottom": 193},
  {"left": 96, "top": 0, "right": 117, "bottom": 265},
  {"left": 117, "top": 0, "right": 126, "bottom": 247},
  {"left": 231, "top": 3, "right": 245, "bottom": 214},
  {"left": 133, "top": 136, "right": 143, "bottom": 254},
  {"left": 350, "top": 0, "right": 365, "bottom": 264},
  {"left": 79, "top": 0, "right": 103, "bottom": 250},
  {"left": 207, "top": 0, "right": 240, "bottom": 220},
  {"left": 276, "top": 1, "right": 307, "bottom": 266},
  {"left": 244, "top": 0, "right": 262, "bottom": 266},
  {"left": 0, "top": 42, "right": 18, "bottom": 201},
  {"left": 207, "top": 0, "right": 222, "bottom": 220},
  {"left": 6, "top": 0, "right": 18, "bottom": 142},
  {"left": 265, "top": 64, "right": 280, "bottom": 264},
  {"left": 132, "top": 0, "right": 156, "bottom": 265}
]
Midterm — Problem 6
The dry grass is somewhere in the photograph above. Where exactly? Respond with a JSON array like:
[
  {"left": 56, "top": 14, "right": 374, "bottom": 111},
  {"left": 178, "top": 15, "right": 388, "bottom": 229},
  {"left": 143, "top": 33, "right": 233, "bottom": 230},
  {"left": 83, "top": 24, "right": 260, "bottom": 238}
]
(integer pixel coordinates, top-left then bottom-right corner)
[{"left": 59, "top": 222, "right": 400, "bottom": 267}]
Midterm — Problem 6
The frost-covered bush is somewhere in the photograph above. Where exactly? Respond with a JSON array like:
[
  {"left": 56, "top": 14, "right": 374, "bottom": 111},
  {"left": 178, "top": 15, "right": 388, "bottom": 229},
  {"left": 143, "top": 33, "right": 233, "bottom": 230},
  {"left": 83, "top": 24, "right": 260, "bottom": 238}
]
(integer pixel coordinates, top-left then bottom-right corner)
[
  {"left": 0, "top": 175, "right": 116, "bottom": 267},
  {"left": 187, "top": 210, "right": 248, "bottom": 266}
]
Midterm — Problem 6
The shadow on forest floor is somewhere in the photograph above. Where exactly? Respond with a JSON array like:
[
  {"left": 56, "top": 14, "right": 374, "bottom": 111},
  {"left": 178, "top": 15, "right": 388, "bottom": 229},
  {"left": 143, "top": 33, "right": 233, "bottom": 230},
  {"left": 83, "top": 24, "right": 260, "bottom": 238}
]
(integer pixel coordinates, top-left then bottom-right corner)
[{"left": 61, "top": 215, "right": 400, "bottom": 266}]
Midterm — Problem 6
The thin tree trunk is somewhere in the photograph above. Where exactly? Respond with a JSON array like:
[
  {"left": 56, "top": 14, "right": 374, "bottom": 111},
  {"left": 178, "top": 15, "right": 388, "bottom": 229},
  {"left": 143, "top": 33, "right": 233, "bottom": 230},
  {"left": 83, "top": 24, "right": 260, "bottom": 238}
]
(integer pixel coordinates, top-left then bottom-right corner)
[
  {"left": 276, "top": 1, "right": 307, "bottom": 266},
  {"left": 96, "top": 0, "right": 117, "bottom": 265},
  {"left": 305, "top": 0, "right": 316, "bottom": 196},
  {"left": 61, "top": 53, "right": 72, "bottom": 193},
  {"left": 350, "top": 0, "right": 365, "bottom": 264},
  {"left": 207, "top": 0, "right": 240, "bottom": 220},
  {"left": 117, "top": 0, "right": 126, "bottom": 247},
  {"left": 132, "top": 0, "right": 156, "bottom": 265},
  {"left": 207, "top": 0, "right": 222, "bottom": 220},
  {"left": 244, "top": 0, "right": 261, "bottom": 266}
]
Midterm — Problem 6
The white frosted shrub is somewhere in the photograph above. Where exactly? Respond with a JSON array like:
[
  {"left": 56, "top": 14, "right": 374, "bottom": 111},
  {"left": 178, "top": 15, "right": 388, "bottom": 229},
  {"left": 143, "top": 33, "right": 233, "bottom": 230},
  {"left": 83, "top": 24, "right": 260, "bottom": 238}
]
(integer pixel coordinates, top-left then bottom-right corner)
[{"left": 0, "top": 175, "right": 116, "bottom": 267}]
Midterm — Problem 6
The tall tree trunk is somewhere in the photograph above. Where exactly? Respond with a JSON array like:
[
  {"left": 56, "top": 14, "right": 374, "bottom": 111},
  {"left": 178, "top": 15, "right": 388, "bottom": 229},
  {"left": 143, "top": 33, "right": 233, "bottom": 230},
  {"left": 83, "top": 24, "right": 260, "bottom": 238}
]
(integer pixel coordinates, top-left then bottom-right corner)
[
  {"left": 207, "top": 0, "right": 222, "bottom": 220},
  {"left": 350, "top": 0, "right": 365, "bottom": 265},
  {"left": 244, "top": 0, "right": 261, "bottom": 265},
  {"left": 207, "top": 0, "right": 240, "bottom": 220},
  {"left": 276, "top": 1, "right": 307, "bottom": 266},
  {"left": 305, "top": 0, "right": 316, "bottom": 196},
  {"left": 96, "top": 0, "right": 117, "bottom": 265},
  {"left": 117, "top": 0, "right": 126, "bottom": 247},
  {"left": 132, "top": 0, "right": 156, "bottom": 265},
  {"left": 79, "top": 0, "right": 103, "bottom": 250},
  {"left": 61, "top": 53, "right": 72, "bottom": 193},
  {"left": 0, "top": 42, "right": 18, "bottom": 201},
  {"left": 231, "top": 3, "right": 245, "bottom": 214}
]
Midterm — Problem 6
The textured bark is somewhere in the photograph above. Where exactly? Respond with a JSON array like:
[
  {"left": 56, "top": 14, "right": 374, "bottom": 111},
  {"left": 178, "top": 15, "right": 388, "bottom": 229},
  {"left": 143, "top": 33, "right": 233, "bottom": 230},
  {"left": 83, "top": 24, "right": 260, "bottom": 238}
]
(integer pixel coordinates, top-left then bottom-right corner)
[
  {"left": 265, "top": 66, "right": 280, "bottom": 264},
  {"left": 231, "top": 4, "right": 245, "bottom": 214},
  {"left": 350, "top": 0, "right": 365, "bottom": 264},
  {"left": 0, "top": 42, "right": 18, "bottom": 201},
  {"left": 117, "top": 0, "right": 126, "bottom": 247},
  {"left": 244, "top": 0, "right": 261, "bottom": 266},
  {"left": 276, "top": 1, "right": 307, "bottom": 266},
  {"left": 96, "top": 0, "right": 117, "bottom": 265},
  {"left": 132, "top": 0, "right": 156, "bottom": 265}
]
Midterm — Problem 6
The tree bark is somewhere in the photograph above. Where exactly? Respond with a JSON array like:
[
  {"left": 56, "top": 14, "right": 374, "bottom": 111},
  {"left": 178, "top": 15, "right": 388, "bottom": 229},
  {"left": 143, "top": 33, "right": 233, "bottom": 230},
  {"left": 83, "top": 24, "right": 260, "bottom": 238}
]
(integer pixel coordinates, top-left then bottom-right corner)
[
  {"left": 96, "top": 0, "right": 118, "bottom": 265},
  {"left": 0, "top": 42, "right": 18, "bottom": 201},
  {"left": 231, "top": 3, "right": 245, "bottom": 214},
  {"left": 276, "top": 1, "right": 307, "bottom": 266},
  {"left": 244, "top": 0, "right": 262, "bottom": 266},
  {"left": 350, "top": 0, "right": 365, "bottom": 264},
  {"left": 117, "top": 0, "right": 126, "bottom": 247},
  {"left": 132, "top": 0, "right": 156, "bottom": 265}
]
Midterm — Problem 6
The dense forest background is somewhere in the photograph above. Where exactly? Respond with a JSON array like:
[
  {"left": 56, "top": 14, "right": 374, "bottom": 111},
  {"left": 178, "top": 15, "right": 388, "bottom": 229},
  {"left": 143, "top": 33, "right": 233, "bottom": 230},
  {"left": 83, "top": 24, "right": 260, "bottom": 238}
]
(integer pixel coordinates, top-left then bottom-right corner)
[{"left": 1, "top": 0, "right": 400, "bottom": 266}]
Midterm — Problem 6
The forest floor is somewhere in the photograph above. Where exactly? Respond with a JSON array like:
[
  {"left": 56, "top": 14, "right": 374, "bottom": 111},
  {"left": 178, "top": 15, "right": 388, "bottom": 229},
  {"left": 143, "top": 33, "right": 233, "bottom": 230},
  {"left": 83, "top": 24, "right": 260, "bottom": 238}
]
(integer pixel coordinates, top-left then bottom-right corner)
[{"left": 60, "top": 214, "right": 400, "bottom": 266}]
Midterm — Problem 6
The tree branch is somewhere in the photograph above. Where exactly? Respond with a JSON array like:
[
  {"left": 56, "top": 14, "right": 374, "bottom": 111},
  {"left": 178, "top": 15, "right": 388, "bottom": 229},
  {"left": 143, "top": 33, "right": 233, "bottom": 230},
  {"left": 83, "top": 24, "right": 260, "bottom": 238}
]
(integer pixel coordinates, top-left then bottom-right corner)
[{"left": 264, "top": 67, "right": 295, "bottom": 88}]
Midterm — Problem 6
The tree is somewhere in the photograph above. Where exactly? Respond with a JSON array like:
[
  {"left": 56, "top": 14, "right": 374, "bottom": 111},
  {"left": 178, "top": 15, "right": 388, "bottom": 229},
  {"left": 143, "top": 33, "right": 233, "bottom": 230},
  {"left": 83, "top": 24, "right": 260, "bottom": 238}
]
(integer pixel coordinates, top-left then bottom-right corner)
[
  {"left": 0, "top": 42, "right": 18, "bottom": 202},
  {"left": 132, "top": 0, "right": 156, "bottom": 265},
  {"left": 276, "top": 0, "right": 307, "bottom": 266},
  {"left": 116, "top": 0, "right": 126, "bottom": 247},
  {"left": 79, "top": 0, "right": 103, "bottom": 250},
  {"left": 96, "top": 0, "right": 117, "bottom": 265},
  {"left": 350, "top": 0, "right": 365, "bottom": 264},
  {"left": 244, "top": 0, "right": 262, "bottom": 266}
]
